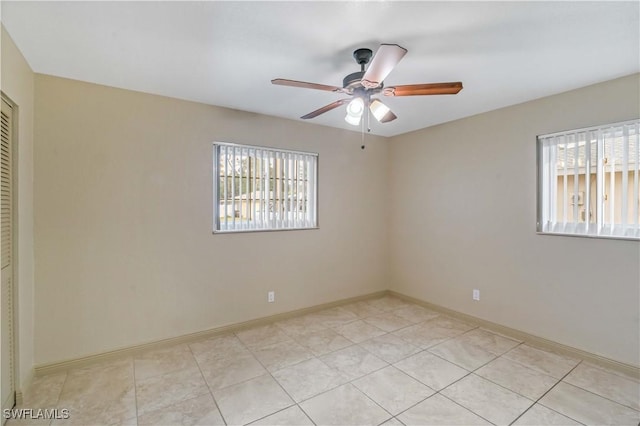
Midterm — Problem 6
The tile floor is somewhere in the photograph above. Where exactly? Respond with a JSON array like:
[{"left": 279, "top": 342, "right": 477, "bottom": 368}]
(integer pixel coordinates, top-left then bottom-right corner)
[{"left": 7, "top": 296, "right": 640, "bottom": 426}]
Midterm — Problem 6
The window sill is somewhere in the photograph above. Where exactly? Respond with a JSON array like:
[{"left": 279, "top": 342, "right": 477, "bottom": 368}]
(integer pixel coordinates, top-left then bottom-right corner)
[
  {"left": 536, "top": 231, "right": 640, "bottom": 242},
  {"left": 213, "top": 227, "right": 320, "bottom": 235}
]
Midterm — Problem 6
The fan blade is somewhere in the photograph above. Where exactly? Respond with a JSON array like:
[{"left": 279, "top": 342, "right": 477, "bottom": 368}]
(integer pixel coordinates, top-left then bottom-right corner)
[
  {"left": 272, "top": 78, "right": 344, "bottom": 93},
  {"left": 384, "top": 82, "right": 463, "bottom": 96},
  {"left": 361, "top": 44, "right": 407, "bottom": 89},
  {"left": 301, "top": 99, "right": 350, "bottom": 119},
  {"left": 369, "top": 99, "right": 397, "bottom": 123}
]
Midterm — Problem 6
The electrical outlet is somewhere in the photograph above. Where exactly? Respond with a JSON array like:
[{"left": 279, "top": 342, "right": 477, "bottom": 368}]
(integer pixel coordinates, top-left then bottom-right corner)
[
  {"left": 473, "top": 289, "right": 480, "bottom": 301},
  {"left": 268, "top": 291, "right": 275, "bottom": 303}
]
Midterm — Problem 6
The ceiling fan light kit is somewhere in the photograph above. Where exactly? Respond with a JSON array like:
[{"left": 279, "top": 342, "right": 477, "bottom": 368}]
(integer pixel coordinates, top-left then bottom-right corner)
[
  {"left": 370, "top": 99, "right": 393, "bottom": 123},
  {"left": 344, "top": 112, "right": 362, "bottom": 126},
  {"left": 344, "top": 97, "right": 365, "bottom": 125},
  {"left": 272, "top": 43, "right": 463, "bottom": 126}
]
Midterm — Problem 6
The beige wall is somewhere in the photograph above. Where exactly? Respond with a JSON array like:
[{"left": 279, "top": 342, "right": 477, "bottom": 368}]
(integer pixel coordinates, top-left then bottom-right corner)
[
  {"left": 33, "top": 75, "right": 389, "bottom": 365},
  {"left": 389, "top": 73, "right": 640, "bottom": 367},
  {"left": 0, "top": 26, "right": 36, "bottom": 388}
]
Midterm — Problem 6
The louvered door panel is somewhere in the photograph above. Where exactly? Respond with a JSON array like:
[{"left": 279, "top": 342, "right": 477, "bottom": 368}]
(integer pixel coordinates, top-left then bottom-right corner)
[
  {"left": 1, "top": 105, "right": 11, "bottom": 269},
  {"left": 1, "top": 97, "right": 15, "bottom": 416}
]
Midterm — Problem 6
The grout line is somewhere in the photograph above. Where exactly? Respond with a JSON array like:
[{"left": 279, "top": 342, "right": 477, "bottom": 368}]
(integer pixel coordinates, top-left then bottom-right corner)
[
  {"left": 394, "top": 416, "right": 407, "bottom": 425},
  {"left": 246, "top": 404, "right": 302, "bottom": 425},
  {"left": 188, "top": 343, "right": 229, "bottom": 426},
  {"left": 495, "top": 344, "right": 635, "bottom": 414},
  {"left": 509, "top": 361, "right": 585, "bottom": 426},
  {"left": 296, "top": 402, "right": 318, "bottom": 426},
  {"left": 131, "top": 357, "right": 140, "bottom": 425},
  {"left": 347, "top": 383, "right": 395, "bottom": 424},
  {"left": 438, "top": 392, "right": 498, "bottom": 425},
  {"left": 553, "top": 379, "right": 640, "bottom": 414},
  {"left": 233, "top": 329, "right": 303, "bottom": 423}
]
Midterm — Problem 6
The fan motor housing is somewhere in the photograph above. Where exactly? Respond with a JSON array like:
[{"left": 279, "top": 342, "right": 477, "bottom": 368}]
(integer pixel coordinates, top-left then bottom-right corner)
[
  {"left": 343, "top": 71, "right": 384, "bottom": 92},
  {"left": 343, "top": 71, "right": 365, "bottom": 90}
]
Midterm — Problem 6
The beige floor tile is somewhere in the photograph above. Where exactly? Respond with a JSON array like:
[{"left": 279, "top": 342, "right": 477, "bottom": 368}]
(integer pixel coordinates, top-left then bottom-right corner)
[
  {"left": 188, "top": 334, "right": 248, "bottom": 363},
  {"left": 504, "top": 345, "right": 580, "bottom": 379},
  {"left": 21, "top": 372, "right": 67, "bottom": 408},
  {"left": 60, "top": 358, "right": 134, "bottom": 397},
  {"left": 575, "top": 360, "right": 640, "bottom": 384},
  {"left": 56, "top": 358, "right": 136, "bottom": 425},
  {"left": 274, "top": 315, "right": 327, "bottom": 338},
  {"left": 539, "top": 382, "right": 640, "bottom": 425},
  {"left": 441, "top": 374, "right": 533, "bottom": 425},
  {"left": 392, "top": 305, "right": 440, "bottom": 324},
  {"left": 135, "top": 366, "right": 210, "bottom": 415},
  {"left": 428, "top": 315, "right": 477, "bottom": 331},
  {"left": 137, "top": 393, "right": 224, "bottom": 426},
  {"left": 428, "top": 338, "right": 497, "bottom": 371},
  {"left": 5, "top": 420, "right": 48, "bottom": 426},
  {"left": 250, "top": 339, "right": 313, "bottom": 372},
  {"left": 234, "top": 324, "right": 292, "bottom": 350},
  {"left": 272, "top": 357, "right": 349, "bottom": 402},
  {"left": 320, "top": 345, "right": 388, "bottom": 380},
  {"left": 55, "top": 389, "right": 137, "bottom": 426},
  {"left": 249, "top": 405, "right": 313, "bottom": 425},
  {"left": 364, "top": 312, "right": 414, "bottom": 332},
  {"left": 333, "top": 320, "right": 386, "bottom": 343},
  {"left": 393, "top": 317, "right": 476, "bottom": 349},
  {"left": 134, "top": 344, "right": 198, "bottom": 381},
  {"left": 512, "top": 404, "right": 581, "bottom": 425},
  {"left": 197, "top": 351, "right": 266, "bottom": 390},
  {"left": 397, "top": 394, "right": 491, "bottom": 425},
  {"left": 358, "top": 333, "right": 421, "bottom": 364},
  {"left": 341, "top": 301, "right": 383, "bottom": 318},
  {"left": 394, "top": 351, "right": 468, "bottom": 391},
  {"left": 475, "top": 356, "right": 559, "bottom": 400},
  {"left": 299, "top": 383, "right": 391, "bottom": 425},
  {"left": 564, "top": 362, "right": 640, "bottom": 410},
  {"left": 66, "top": 417, "right": 136, "bottom": 426},
  {"left": 5, "top": 409, "right": 58, "bottom": 426},
  {"left": 352, "top": 366, "right": 434, "bottom": 415},
  {"left": 380, "top": 417, "right": 404, "bottom": 426},
  {"left": 291, "top": 328, "right": 352, "bottom": 356},
  {"left": 456, "top": 329, "right": 520, "bottom": 355},
  {"left": 366, "top": 296, "right": 412, "bottom": 312},
  {"left": 306, "top": 307, "right": 360, "bottom": 328},
  {"left": 212, "top": 374, "right": 293, "bottom": 425}
]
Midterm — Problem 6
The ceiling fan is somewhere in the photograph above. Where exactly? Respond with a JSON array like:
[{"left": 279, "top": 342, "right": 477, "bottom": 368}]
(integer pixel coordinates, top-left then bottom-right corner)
[{"left": 272, "top": 44, "right": 463, "bottom": 126}]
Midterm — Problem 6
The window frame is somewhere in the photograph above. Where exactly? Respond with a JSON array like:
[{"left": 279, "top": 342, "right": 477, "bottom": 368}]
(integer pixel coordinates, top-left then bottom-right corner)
[
  {"left": 212, "top": 141, "right": 319, "bottom": 234},
  {"left": 536, "top": 118, "right": 640, "bottom": 241}
]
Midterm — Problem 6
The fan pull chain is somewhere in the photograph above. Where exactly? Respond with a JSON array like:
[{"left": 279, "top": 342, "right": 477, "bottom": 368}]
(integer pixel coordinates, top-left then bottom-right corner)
[{"left": 360, "top": 111, "right": 365, "bottom": 149}]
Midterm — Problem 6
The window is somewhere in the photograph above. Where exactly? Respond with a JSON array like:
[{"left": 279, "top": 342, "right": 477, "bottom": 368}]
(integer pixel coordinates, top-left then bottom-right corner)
[
  {"left": 537, "top": 119, "right": 640, "bottom": 240},
  {"left": 213, "top": 142, "right": 318, "bottom": 233}
]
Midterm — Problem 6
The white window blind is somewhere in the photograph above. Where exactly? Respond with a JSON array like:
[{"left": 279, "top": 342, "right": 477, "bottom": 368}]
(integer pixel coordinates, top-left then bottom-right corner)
[
  {"left": 213, "top": 142, "right": 318, "bottom": 233},
  {"left": 537, "top": 119, "right": 640, "bottom": 240}
]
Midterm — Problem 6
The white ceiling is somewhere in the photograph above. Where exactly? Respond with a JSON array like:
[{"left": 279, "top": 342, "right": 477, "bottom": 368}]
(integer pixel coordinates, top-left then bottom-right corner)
[{"left": 2, "top": 1, "right": 639, "bottom": 137}]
